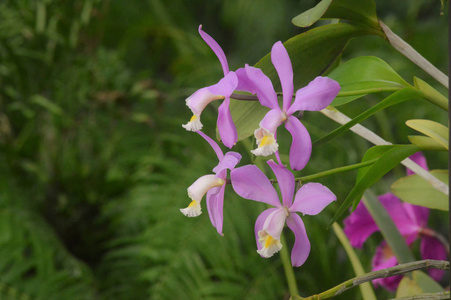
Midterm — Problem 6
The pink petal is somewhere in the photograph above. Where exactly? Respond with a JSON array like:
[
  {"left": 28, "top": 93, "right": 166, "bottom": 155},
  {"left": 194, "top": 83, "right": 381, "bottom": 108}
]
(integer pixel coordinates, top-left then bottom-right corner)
[
  {"left": 245, "top": 65, "right": 279, "bottom": 109},
  {"left": 217, "top": 97, "right": 238, "bottom": 149},
  {"left": 378, "top": 193, "right": 419, "bottom": 237},
  {"left": 230, "top": 165, "right": 281, "bottom": 207},
  {"left": 206, "top": 185, "right": 226, "bottom": 235},
  {"left": 235, "top": 66, "right": 256, "bottom": 94},
  {"left": 406, "top": 152, "right": 429, "bottom": 175},
  {"left": 287, "top": 76, "right": 340, "bottom": 115},
  {"left": 343, "top": 201, "right": 381, "bottom": 248},
  {"left": 284, "top": 115, "right": 312, "bottom": 171},
  {"left": 208, "top": 71, "right": 238, "bottom": 98},
  {"left": 198, "top": 25, "right": 229, "bottom": 76},
  {"left": 372, "top": 242, "right": 402, "bottom": 292},
  {"left": 262, "top": 208, "right": 287, "bottom": 240},
  {"left": 213, "top": 151, "right": 241, "bottom": 175},
  {"left": 197, "top": 131, "right": 224, "bottom": 160},
  {"left": 260, "top": 108, "right": 285, "bottom": 134},
  {"left": 255, "top": 208, "right": 279, "bottom": 251},
  {"left": 267, "top": 160, "right": 295, "bottom": 207},
  {"left": 286, "top": 213, "right": 311, "bottom": 267},
  {"left": 290, "top": 183, "right": 336, "bottom": 215},
  {"left": 421, "top": 235, "right": 447, "bottom": 281},
  {"left": 271, "top": 41, "right": 293, "bottom": 112},
  {"left": 402, "top": 202, "right": 429, "bottom": 229}
]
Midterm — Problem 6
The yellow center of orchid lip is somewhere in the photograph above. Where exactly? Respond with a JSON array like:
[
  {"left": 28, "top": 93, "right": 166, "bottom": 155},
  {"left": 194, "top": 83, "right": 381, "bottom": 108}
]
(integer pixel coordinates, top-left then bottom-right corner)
[
  {"left": 188, "top": 200, "right": 198, "bottom": 208},
  {"left": 263, "top": 234, "right": 277, "bottom": 248},
  {"left": 189, "top": 115, "right": 198, "bottom": 122},
  {"left": 260, "top": 134, "right": 275, "bottom": 147}
]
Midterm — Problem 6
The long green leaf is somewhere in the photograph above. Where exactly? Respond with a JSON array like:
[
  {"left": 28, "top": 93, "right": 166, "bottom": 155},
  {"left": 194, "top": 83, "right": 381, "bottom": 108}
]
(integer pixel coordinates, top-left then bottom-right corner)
[
  {"left": 408, "top": 136, "right": 448, "bottom": 151},
  {"left": 391, "top": 170, "right": 449, "bottom": 211},
  {"left": 328, "top": 56, "right": 411, "bottom": 106},
  {"left": 315, "top": 87, "right": 421, "bottom": 145},
  {"left": 230, "top": 23, "right": 374, "bottom": 141},
  {"left": 329, "top": 144, "right": 420, "bottom": 225},
  {"left": 332, "top": 223, "right": 377, "bottom": 300},
  {"left": 405, "top": 119, "right": 449, "bottom": 150},
  {"left": 413, "top": 77, "right": 449, "bottom": 111}
]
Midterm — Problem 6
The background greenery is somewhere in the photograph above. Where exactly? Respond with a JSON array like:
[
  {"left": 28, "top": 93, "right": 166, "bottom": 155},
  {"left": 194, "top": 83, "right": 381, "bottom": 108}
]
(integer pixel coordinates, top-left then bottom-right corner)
[{"left": 0, "top": 0, "right": 447, "bottom": 299}]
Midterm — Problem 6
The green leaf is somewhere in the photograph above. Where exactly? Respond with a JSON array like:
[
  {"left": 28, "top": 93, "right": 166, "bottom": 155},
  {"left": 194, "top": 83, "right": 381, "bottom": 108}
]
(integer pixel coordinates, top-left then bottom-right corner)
[
  {"left": 292, "top": 0, "right": 379, "bottom": 30},
  {"left": 413, "top": 271, "right": 444, "bottom": 293},
  {"left": 408, "top": 136, "right": 448, "bottom": 151},
  {"left": 391, "top": 170, "right": 449, "bottom": 211},
  {"left": 362, "top": 190, "right": 415, "bottom": 264},
  {"left": 406, "top": 119, "right": 449, "bottom": 150},
  {"left": 329, "top": 144, "right": 420, "bottom": 225},
  {"left": 30, "top": 95, "right": 63, "bottom": 116},
  {"left": 332, "top": 223, "right": 377, "bottom": 300},
  {"left": 329, "top": 56, "right": 410, "bottom": 106},
  {"left": 230, "top": 23, "right": 374, "bottom": 141},
  {"left": 414, "top": 77, "right": 448, "bottom": 111},
  {"left": 396, "top": 276, "right": 423, "bottom": 297},
  {"left": 315, "top": 87, "right": 421, "bottom": 145}
]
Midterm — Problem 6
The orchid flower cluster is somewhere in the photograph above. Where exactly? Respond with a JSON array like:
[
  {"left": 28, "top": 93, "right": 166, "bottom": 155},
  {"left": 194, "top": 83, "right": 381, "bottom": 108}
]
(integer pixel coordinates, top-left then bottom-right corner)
[{"left": 180, "top": 25, "right": 340, "bottom": 267}]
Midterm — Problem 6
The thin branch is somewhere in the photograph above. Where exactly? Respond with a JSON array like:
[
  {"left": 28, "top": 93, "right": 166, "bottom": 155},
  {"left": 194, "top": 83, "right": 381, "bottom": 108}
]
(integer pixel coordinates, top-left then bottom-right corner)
[
  {"left": 320, "top": 107, "right": 449, "bottom": 196},
  {"left": 379, "top": 21, "right": 448, "bottom": 89},
  {"left": 290, "top": 260, "right": 449, "bottom": 300}
]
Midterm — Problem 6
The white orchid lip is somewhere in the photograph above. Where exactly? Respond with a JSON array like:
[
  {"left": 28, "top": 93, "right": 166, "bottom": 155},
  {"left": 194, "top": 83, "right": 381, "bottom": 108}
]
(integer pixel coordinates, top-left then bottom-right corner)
[
  {"left": 180, "top": 200, "right": 202, "bottom": 217},
  {"left": 251, "top": 128, "right": 279, "bottom": 156},
  {"left": 182, "top": 114, "right": 203, "bottom": 131},
  {"left": 257, "top": 230, "right": 283, "bottom": 258}
]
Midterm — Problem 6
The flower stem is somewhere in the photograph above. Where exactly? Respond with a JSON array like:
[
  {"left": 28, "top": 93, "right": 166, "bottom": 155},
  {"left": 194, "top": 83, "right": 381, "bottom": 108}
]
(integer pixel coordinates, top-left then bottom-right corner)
[
  {"left": 290, "top": 260, "right": 449, "bottom": 300},
  {"left": 280, "top": 232, "right": 299, "bottom": 296}
]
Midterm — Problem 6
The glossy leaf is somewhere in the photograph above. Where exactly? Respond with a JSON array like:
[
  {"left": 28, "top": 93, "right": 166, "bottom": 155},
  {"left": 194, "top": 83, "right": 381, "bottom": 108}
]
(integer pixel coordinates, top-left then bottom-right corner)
[
  {"left": 414, "top": 77, "right": 448, "bottom": 111},
  {"left": 332, "top": 223, "right": 377, "bottom": 300},
  {"left": 408, "top": 136, "right": 448, "bottom": 151},
  {"left": 406, "top": 119, "right": 449, "bottom": 150},
  {"left": 315, "top": 87, "right": 421, "bottom": 145},
  {"left": 329, "top": 56, "right": 410, "bottom": 106},
  {"left": 329, "top": 144, "right": 420, "bottom": 226},
  {"left": 391, "top": 170, "right": 449, "bottom": 211},
  {"left": 292, "top": 0, "right": 379, "bottom": 30},
  {"left": 230, "top": 23, "right": 373, "bottom": 141}
]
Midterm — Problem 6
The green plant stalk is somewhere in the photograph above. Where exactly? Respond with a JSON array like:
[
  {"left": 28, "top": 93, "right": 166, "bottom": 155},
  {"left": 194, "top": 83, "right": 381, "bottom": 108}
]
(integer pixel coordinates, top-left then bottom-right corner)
[
  {"left": 290, "top": 260, "right": 449, "bottom": 300},
  {"left": 280, "top": 232, "right": 299, "bottom": 296}
]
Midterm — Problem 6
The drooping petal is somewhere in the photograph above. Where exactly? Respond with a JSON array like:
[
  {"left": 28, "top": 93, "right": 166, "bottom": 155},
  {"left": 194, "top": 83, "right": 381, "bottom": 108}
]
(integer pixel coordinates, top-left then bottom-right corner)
[
  {"left": 255, "top": 208, "right": 279, "bottom": 251},
  {"left": 420, "top": 235, "right": 447, "bottom": 281},
  {"left": 197, "top": 131, "right": 224, "bottom": 160},
  {"left": 271, "top": 41, "right": 294, "bottom": 112},
  {"left": 235, "top": 66, "right": 256, "bottom": 94},
  {"left": 287, "top": 76, "right": 340, "bottom": 115},
  {"left": 343, "top": 201, "right": 381, "bottom": 248},
  {"left": 284, "top": 115, "right": 312, "bottom": 171},
  {"left": 290, "top": 183, "right": 336, "bottom": 215},
  {"left": 217, "top": 97, "right": 238, "bottom": 148},
  {"left": 245, "top": 65, "right": 279, "bottom": 109},
  {"left": 198, "top": 25, "right": 229, "bottom": 76},
  {"left": 230, "top": 165, "right": 281, "bottom": 207},
  {"left": 206, "top": 185, "right": 226, "bottom": 235},
  {"left": 255, "top": 208, "right": 283, "bottom": 258},
  {"left": 267, "top": 160, "right": 295, "bottom": 207},
  {"left": 208, "top": 71, "right": 238, "bottom": 98},
  {"left": 406, "top": 152, "right": 429, "bottom": 175},
  {"left": 213, "top": 151, "right": 241, "bottom": 175},
  {"left": 286, "top": 213, "right": 311, "bottom": 267},
  {"left": 371, "top": 242, "right": 401, "bottom": 291}
]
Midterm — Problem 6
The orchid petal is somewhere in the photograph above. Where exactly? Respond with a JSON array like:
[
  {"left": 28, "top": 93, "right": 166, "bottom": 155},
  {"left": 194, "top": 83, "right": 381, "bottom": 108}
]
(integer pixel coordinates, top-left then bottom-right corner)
[
  {"left": 208, "top": 71, "right": 238, "bottom": 98},
  {"left": 255, "top": 208, "right": 279, "bottom": 251},
  {"left": 372, "top": 242, "right": 401, "bottom": 291},
  {"left": 343, "top": 201, "right": 381, "bottom": 248},
  {"left": 198, "top": 25, "right": 229, "bottom": 76},
  {"left": 206, "top": 185, "right": 226, "bottom": 235},
  {"left": 187, "top": 174, "right": 225, "bottom": 202},
  {"left": 271, "top": 41, "right": 294, "bottom": 112},
  {"left": 402, "top": 202, "right": 429, "bottom": 229},
  {"left": 406, "top": 152, "right": 429, "bottom": 175},
  {"left": 197, "top": 131, "right": 224, "bottom": 160},
  {"left": 261, "top": 208, "right": 287, "bottom": 240},
  {"left": 235, "top": 66, "right": 256, "bottom": 94},
  {"left": 267, "top": 160, "right": 295, "bottom": 207},
  {"left": 217, "top": 97, "right": 238, "bottom": 148},
  {"left": 287, "top": 76, "right": 340, "bottom": 115},
  {"left": 245, "top": 65, "right": 279, "bottom": 109},
  {"left": 284, "top": 116, "right": 312, "bottom": 171},
  {"left": 421, "top": 235, "right": 447, "bottom": 281},
  {"left": 286, "top": 213, "right": 311, "bottom": 267},
  {"left": 259, "top": 108, "right": 285, "bottom": 134},
  {"left": 231, "top": 165, "right": 281, "bottom": 207},
  {"left": 290, "top": 183, "right": 336, "bottom": 215},
  {"left": 378, "top": 193, "right": 419, "bottom": 237},
  {"left": 213, "top": 151, "right": 241, "bottom": 174}
]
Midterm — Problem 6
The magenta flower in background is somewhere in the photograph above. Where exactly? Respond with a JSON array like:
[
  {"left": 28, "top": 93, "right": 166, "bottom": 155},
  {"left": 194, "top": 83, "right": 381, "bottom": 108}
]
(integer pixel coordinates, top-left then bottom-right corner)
[
  {"left": 343, "top": 152, "right": 448, "bottom": 291},
  {"left": 243, "top": 41, "right": 340, "bottom": 170},
  {"left": 180, "top": 131, "right": 241, "bottom": 235},
  {"left": 231, "top": 159, "right": 336, "bottom": 266},
  {"left": 182, "top": 25, "right": 239, "bottom": 149}
]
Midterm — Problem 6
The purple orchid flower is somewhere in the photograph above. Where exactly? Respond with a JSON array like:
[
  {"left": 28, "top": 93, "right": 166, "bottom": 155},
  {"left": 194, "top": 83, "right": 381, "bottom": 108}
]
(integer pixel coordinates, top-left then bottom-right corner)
[
  {"left": 243, "top": 41, "right": 340, "bottom": 170},
  {"left": 231, "top": 159, "right": 336, "bottom": 266},
  {"left": 343, "top": 152, "right": 448, "bottom": 291},
  {"left": 180, "top": 131, "right": 241, "bottom": 235},
  {"left": 182, "top": 25, "right": 239, "bottom": 149}
]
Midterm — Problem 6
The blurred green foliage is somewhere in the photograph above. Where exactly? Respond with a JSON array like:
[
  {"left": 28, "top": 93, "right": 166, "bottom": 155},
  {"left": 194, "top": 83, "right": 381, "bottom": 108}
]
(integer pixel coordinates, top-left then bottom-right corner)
[{"left": 0, "top": 0, "right": 447, "bottom": 299}]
